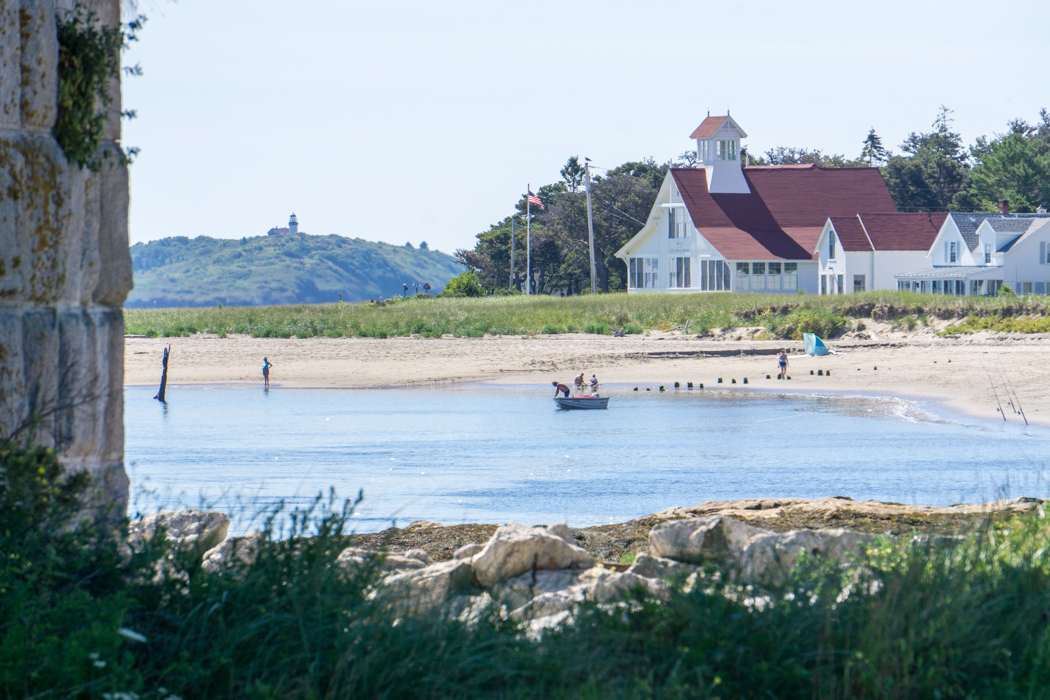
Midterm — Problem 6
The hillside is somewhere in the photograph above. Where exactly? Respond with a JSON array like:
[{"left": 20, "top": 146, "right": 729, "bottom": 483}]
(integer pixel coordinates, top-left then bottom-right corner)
[{"left": 126, "top": 234, "right": 465, "bottom": 308}]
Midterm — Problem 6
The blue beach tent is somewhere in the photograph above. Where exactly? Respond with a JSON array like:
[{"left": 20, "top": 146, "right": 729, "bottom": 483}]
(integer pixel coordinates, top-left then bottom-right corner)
[{"left": 803, "top": 333, "right": 829, "bottom": 356}]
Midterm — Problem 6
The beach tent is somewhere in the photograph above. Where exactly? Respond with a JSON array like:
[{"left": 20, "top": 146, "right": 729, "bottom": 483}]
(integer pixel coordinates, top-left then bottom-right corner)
[{"left": 803, "top": 333, "right": 829, "bottom": 356}]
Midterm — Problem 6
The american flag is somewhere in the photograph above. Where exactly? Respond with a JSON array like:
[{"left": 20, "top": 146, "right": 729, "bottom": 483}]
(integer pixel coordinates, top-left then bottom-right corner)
[{"left": 527, "top": 192, "right": 544, "bottom": 208}]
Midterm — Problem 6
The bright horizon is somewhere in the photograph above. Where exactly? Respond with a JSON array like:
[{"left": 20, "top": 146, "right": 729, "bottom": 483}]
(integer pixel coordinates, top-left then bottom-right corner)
[{"left": 122, "top": 0, "right": 1050, "bottom": 255}]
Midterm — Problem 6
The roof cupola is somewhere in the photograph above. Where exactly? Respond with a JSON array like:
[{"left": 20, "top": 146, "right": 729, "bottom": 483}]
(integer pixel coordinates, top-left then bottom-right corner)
[{"left": 690, "top": 112, "right": 750, "bottom": 194}]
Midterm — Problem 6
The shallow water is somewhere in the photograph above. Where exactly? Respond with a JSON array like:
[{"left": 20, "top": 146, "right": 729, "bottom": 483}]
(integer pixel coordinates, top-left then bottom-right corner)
[{"left": 124, "top": 384, "right": 1049, "bottom": 532}]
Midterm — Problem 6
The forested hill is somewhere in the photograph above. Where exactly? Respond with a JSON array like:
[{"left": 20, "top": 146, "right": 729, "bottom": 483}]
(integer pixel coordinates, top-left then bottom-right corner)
[{"left": 126, "top": 234, "right": 465, "bottom": 308}]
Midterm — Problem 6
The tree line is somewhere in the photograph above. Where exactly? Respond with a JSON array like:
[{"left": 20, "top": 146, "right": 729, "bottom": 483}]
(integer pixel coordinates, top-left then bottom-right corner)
[{"left": 456, "top": 107, "right": 1050, "bottom": 295}]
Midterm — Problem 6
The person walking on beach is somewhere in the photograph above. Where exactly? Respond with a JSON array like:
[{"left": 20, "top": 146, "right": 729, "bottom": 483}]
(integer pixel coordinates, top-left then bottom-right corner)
[
  {"left": 262, "top": 357, "right": 273, "bottom": 388},
  {"left": 778, "top": 350, "right": 788, "bottom": 380},
  {"left": 553, "top": 381, "right": 572, "bottom": 398}
]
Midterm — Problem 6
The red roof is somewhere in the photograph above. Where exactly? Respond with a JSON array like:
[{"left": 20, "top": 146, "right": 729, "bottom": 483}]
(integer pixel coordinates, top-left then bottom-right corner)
[
  {"left": 689, "top": 116, "right": 729, "bottom": 139},
  {"left": 670, "top": 165, "right": 897, "bottom": 260},
  {"left": 827, "top": 216, "right": 872, "bottom": 252},
  {"left": 858, "top": 212, "right": 948, "bottom": 251}
]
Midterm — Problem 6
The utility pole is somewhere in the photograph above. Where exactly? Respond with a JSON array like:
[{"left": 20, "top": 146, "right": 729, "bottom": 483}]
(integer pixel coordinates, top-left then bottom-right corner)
[
  {"left": 510, "top": 217, "right": 516, "bottom": 290},
  {"left": 526, "top": 183, "right": 531, "bottom": 296},
  {"left": 584, "top": 158, "right": 597, "bottom": 294}
]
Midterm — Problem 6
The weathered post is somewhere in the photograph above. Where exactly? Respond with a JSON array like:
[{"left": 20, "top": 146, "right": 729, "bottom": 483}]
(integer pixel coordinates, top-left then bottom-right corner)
[{"left": 154, "top": 345, "right": 170, "bottom": 402}]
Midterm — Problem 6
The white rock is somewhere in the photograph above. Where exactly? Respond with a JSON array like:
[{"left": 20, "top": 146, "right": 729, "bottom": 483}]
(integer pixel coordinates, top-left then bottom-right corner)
[
  {"left": 472, "top": 523, "right": 595, "bottom": 588},
  {"left": 626, "top": 553, "right": 698, "bottom": 582},
  {"left": 525, "top": 611, "right": 573, "bottom": 640},
  {"left": 454, "top": 543, "right": 484, "bottom": 560},
  {"left": 379, "top": 559, "right": 473, "bottom": 610},
  {"left": 648, "top": 516, "right": 770, "bottom": 564},
  {"left": 742, "top": 528, "right": 877, "bottom": 581},
  {"left": 202, "top": 532, "right": 265, "bottom": 572},
  {"left": 577, "top": 567, "right": 669, "bottom": 603},
  {"left": 128, "top": 509, "right": 229, "bottom": 557},
  {"left": 336, "top": 547, "right": 427, "bottom": 573},
  {"left": 546, "top": 523, "right": 575, "bottom": 544},
  {"left": 498, "top": 568, "right": 581, "bottom": 613},
  {"left": 403, "top": 548, "right": 433, "bottom": 565}
]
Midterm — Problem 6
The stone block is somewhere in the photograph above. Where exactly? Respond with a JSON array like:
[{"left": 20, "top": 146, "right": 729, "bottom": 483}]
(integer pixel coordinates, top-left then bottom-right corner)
[
  {"left": 20, "top": 307, "right": 58, "bottom": 447},
  {"left": 78, "top": 167, "right": 100, "bottom": 303},
  {"left": 16, "top": 133, "right": 72, "bottom": 303},
  {"left": 0, "top": 308, "right": 25, "bottom": 438},
  {"left": 0, "top": 133, "right": 24, "bottom": 298},
  {"left": 93, "top": 143, "right": 130, "bottom": 306},
  {"left": 19, "top": 0, "right": 58, "bottom": 130},
  {"left": 0, "top": 0, "right": 20, "bottom": 127},
  {"left": 92, "top": 306, "right": 123, "bottom": 465}
]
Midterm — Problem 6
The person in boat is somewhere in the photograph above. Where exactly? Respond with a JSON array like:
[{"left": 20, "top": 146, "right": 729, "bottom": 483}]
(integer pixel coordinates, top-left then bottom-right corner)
[
  {"left": 553, "top": 381, "right": 572, "bottom": 398},
  {"left": 778, "top": 350, "right": 788, "bottom": 380}
]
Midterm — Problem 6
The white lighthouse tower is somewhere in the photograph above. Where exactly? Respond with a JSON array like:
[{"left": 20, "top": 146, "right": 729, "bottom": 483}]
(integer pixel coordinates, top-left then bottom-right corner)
[{"left": 289, "top": 213, "right": 299, "bottom": 234}]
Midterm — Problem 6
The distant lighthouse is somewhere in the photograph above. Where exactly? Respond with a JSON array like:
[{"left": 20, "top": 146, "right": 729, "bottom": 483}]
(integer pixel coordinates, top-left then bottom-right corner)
[{"left": 289, "top": 213, "right": 299, "bottom": 235}]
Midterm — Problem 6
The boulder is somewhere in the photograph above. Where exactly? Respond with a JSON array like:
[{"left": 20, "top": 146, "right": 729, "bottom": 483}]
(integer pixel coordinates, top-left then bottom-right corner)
[
  {"left": 626, "top": 553, "right": 698, "bottom": 582},
  {"left": 546, "top": 523, "right": 575, "bottom": 544},
  {"left": 454, "top": 543, "right": 484, "bottom": 560},
  {"left": 336, "top": 547, "right": 428, "bottom": 573},
  {"left": 742, "top": 528, "right": 878, "bottom": 581},
  {"left": 127, "top": 509, "right": 229, "bottom": 561},
  {"left": 649, "top": 516, "right": 770, "bottom": 564},
  {"left": 497, "top": 568, "right": 581, "bottom": 613},
  {"left": 403, "top": 548, "right": 433, "bottom": 565},
  {"left": 202, "top": 532, "right": 265, "bottom": 572},
  {"left": 379, "top": 559, "right": 473, "bottom": 610},
  {"left": 576, "top": 567, "right": 668, "bottom": 604},
  {"left": 472, "top": 523, "right": 595, "bottom": 588}
]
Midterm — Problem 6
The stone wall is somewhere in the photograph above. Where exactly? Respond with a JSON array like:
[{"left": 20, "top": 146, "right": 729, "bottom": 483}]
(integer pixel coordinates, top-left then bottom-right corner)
[{"left": 0, "top": 0, "right": 132, "bottom": 512}]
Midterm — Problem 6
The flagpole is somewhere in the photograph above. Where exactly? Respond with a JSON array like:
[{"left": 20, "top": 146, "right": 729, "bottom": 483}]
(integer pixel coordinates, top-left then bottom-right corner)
[{"left": 526, "top": 184, "right": 531, "bottom": 296}]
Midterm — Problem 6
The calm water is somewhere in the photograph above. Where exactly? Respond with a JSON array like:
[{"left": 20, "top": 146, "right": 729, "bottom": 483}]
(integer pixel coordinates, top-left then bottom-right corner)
[{"left": 124, "top": 385, "right": 1049, "bottom": 532}]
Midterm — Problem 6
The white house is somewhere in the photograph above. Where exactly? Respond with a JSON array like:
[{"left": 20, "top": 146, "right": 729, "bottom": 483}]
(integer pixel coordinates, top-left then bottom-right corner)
[
  {"left": 615, "top": 114, "right": 898, "bottom": 294},
  {"left": 894, "top": 212, "right": 1050, "bottom": 295},
  {"left": 813, "top": 213, "right": 947, "bottom": 294}
]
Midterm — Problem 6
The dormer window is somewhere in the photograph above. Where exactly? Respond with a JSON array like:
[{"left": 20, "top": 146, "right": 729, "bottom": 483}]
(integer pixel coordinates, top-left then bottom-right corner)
[{"left": 983, "top": 243, "right": 992, "bottom": 265}]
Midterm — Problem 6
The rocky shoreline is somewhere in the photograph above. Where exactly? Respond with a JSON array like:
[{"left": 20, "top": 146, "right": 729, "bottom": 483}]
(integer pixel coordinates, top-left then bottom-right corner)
[
  {"left": 344, "top": 495, "right": 1044, "bottom": 564},
  {"left": 126, "top": 496, "right": 1047, "bottom": 636}
]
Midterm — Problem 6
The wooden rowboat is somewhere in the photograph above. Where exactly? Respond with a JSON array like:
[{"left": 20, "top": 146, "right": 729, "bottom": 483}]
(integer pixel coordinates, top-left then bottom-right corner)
[{"left": 554, "top": 395, "right": 609, "bottom": 410}]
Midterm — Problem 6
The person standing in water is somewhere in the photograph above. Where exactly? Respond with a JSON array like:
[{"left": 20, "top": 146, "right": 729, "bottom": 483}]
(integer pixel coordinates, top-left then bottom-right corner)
[
  {"left": 589, "top": 374, "right": 599, "bottom": 392},
  {"left": 262, "top": 357, "right": 273, "bottom": 388}
]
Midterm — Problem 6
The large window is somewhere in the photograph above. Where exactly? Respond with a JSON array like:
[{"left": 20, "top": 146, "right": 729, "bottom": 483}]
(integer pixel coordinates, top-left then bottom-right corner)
[
  {"left": 767, "top": 262, "right": 782, "bottom": 290},
  {"left": 628, "top": 257, "right": 659, "bottom": 289},
  {"left": 837, "top": 275, "right": 844, "bottom": 295},
  {"left": 821, "top": 276, "right": 828, "bottom": 295},
  {"left": 783, "top": 262, "right": 798, "bottom": 290},
  {"left": 667, "top": 207, "right": 687, "bottom": 239},
  {"left": 751, "top": 262, "right": 766, "bottom": 291},
  {"left": 854, "top": 275, "right": 865, "bottom": 293},
  {"left": 736, "top": 262, "right": 749, "bottom": 290},
  {"left": 698, "top": 260, "right": 730, "bottom": 291},
  {"left": 669, "top": 257, "right": 691, "bottom": 288}
]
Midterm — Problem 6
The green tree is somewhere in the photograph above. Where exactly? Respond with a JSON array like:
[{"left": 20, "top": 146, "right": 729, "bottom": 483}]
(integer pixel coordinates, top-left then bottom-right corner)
[
  {"left": 560, "top": 156, "right": 586, "bottom": 193},
  {"left": 763, "top": 146, "right": 852, "bottom": 167},
  {"left": 883, "top": 106, "right": 971, "bottom": 211},
  {"left": 859, "top": 127, "right": 888, "bottom": 166},
  {"left": 952, "top": 125, "right": 1050, "bottom": 212}
]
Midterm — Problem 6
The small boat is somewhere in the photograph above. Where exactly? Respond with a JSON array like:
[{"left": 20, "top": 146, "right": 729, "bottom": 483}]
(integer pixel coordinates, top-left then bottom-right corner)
[{"left": 555, "top": 394, "right": 609, "bottom": 410}]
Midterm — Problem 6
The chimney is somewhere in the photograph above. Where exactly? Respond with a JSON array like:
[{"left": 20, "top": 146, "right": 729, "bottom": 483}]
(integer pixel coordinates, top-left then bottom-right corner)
[{"left": 998, "top": 199, "right": 1010, "bottom": 215}]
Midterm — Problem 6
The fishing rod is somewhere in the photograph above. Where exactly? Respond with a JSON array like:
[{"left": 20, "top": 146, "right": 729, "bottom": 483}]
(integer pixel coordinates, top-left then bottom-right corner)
[
  {"left": 985, "top": 368, "right": 1007, "bottom": 422},
  {"left": 999, "top": 362, "right": 1029, "bottom": 426},
  {"left": 995, "top": 362, "right": 1019, "bottom": 415}
]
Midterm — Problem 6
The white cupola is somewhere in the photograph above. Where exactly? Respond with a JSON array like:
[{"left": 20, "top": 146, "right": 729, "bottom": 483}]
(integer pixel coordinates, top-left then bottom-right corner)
[{"left": 689, "top": 112, "right": 750, "bottom": 194}]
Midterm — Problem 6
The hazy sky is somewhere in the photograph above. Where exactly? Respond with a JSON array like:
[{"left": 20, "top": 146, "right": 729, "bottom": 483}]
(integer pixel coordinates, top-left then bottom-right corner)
[{"left": 122, "top": 0, "right": 1049, "bottom": 254}]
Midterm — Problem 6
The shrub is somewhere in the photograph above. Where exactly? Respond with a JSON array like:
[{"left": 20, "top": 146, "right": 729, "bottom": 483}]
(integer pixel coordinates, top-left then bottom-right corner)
[{"left": 441, "top": 272, "right": 484, "bottom": 298}]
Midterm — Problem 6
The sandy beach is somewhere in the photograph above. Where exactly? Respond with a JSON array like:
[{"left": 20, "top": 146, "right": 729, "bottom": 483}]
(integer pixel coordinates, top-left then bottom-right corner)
[{"left": 124, "top": 326, "right": 1050, "bottom": 427}]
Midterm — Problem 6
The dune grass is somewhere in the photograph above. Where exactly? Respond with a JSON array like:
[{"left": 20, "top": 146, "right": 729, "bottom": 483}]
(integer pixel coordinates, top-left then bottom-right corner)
[
  {"left": 124, "top": 291, "right": 1050, "bottom": 341},
  {"left": 5, "top": 443, "right": 1050, "bottom": 699}
]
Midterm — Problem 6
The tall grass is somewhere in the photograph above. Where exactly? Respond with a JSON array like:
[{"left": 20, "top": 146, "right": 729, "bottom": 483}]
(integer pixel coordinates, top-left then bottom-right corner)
[
  {"left": 124, "top": 291, "right": 1050, "bottom": 341},
  {"left": 5, "top": 444, "right": 1050, "bottom": 698}
]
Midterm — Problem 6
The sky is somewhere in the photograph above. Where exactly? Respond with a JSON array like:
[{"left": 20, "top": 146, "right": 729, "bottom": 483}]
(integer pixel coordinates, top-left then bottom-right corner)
[{"left": 122, "top": 0, "right": 1050, "bottom": 254}]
